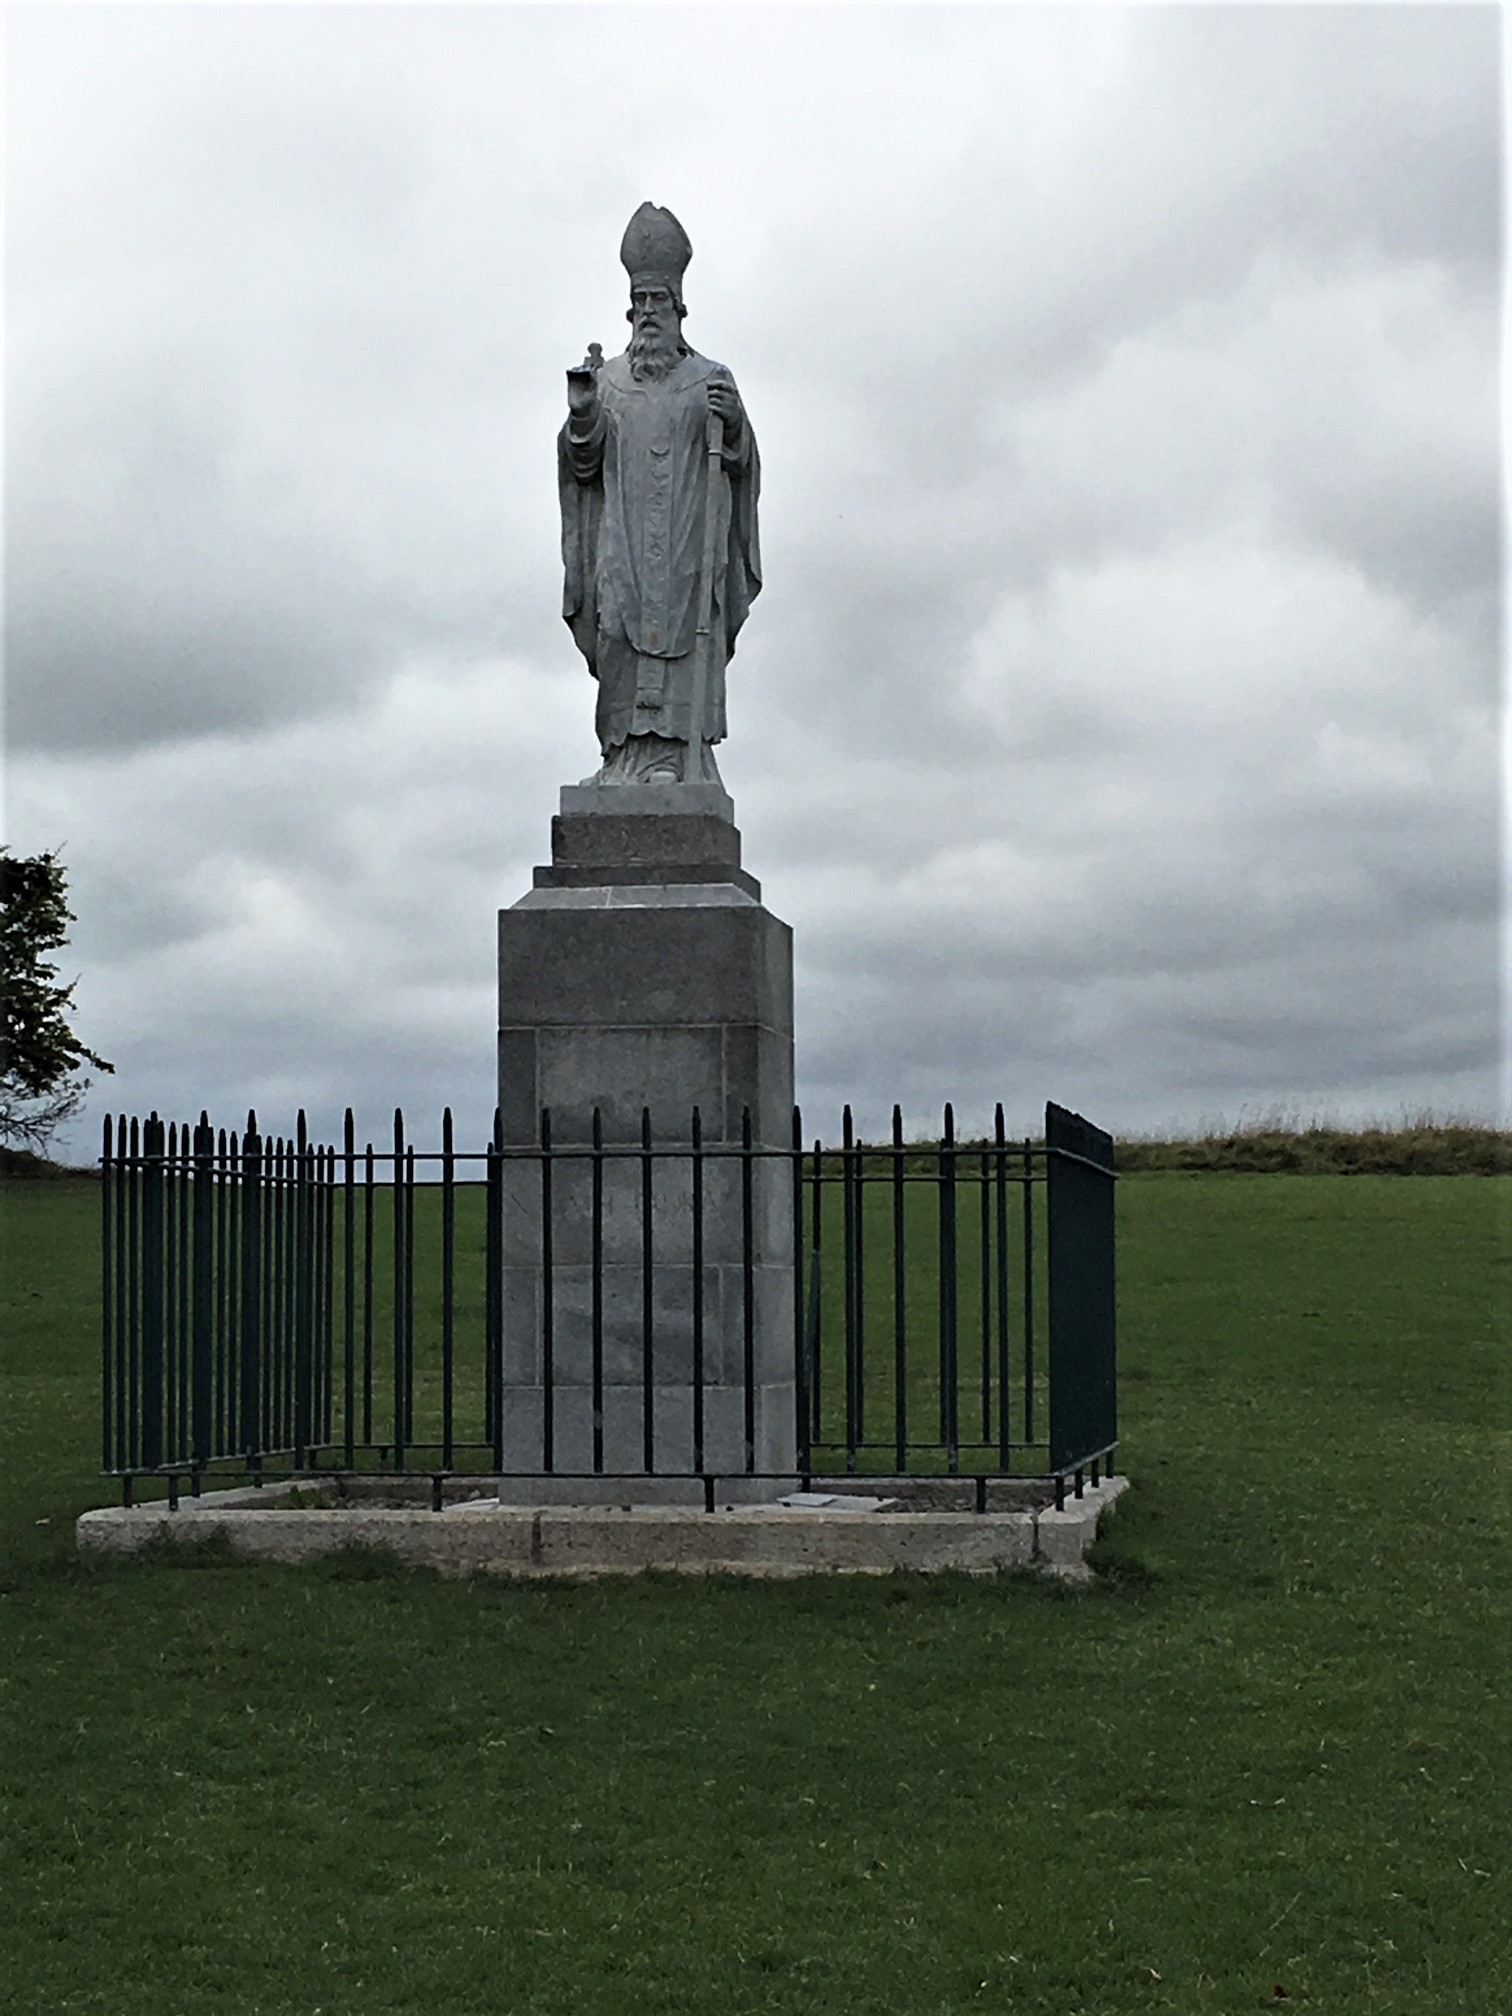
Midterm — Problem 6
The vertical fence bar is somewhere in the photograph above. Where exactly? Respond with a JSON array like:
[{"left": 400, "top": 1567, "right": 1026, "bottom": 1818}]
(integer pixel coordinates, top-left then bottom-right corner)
[
  {"left": 262, "top": 1136, "right": 276, "bottom": 1451},
  {"left": 892, "top": 1104, "right": 906, "bottom": 1473},
  {"left": 1022, "top": 1138, "right": 1035, "bottom": 1443},
  {"left": 690, "top": 1108, "right": 704, "bottom": 1476},
  {"left": 741, "top": 1105, "right": 755, "bottom": 1474},
  {"left": 101, "top": 1117, "right": 114, "bottom": 1473},
  {"left": 114, "top": 1118, "right": 129, "bottom": 1471},
  {"left": 791, "top": 1105, "right": 808, "bottom": 1482},
  {"left": 310, "top": 1143, "right": 324, "bottom": 1453},
  {"left": 241, "top": 1115, "right": 263, "bottom": 1469},
  {"left": 442, "top": 1107, "right": 456, "bottom": 1471},
  {"left": 191, "top": 1116, "right": 213, "bottom": 1469},
  {"left": 225, "top": 1128, "right": 240, "bottom": 1453},
  {"left": 591, "top": 1107, "right": 605, "bottom": 1474},
  {"left": 979, "top": 1147, "right": 993, "bottom": 1446},
  {"left": 263, "top": 1136, "right": 279, "bottom": 1455},
  {"left": 285, "top": 1132, "right": 298, "bottom": 1450},
  {"left": 995, "top": 1105, "right": 1011, "bottom": 1471},
  {"left": 140, "top": 1115, "right": 165, "bottom": 1472},
  {"left": 940, "top": 1104, "right": 959, "bottom": 1474},
  {"left": 362, "top": 1143, "right": 375, "bottom": 1446},
  {"left": 321, "top": 1142, "right": 336, "bottom": 1449},
  {"left": 852, "top": 1116, "right": 865, "bottom": 1444},
  {"left": 177, "top": 1122, "right": 191, "bottom": 1467},
  {"left": 282, "top": 1133, "right": 296, "bottom": 1451},
  {"left": 216, "top": 1128, "right": 230, "bottom": 1455},
  {"left": 540, "top": 1107, "right": 554, "bottom": 1473},
  {"left": 392, "top": 1109, "right": 406, "bottom": 1470},
  {"left": 178, "top": 1121, "right": 192, "bottom": 1463},
  {"left": 314, "top": 1125, "right": 327, "bottom": 1454},
  {"left": 343, "top": 1113, "right": 356, "bottom": 1467},
  {"left": 486, "top": 1111, "right": 504, "bottom": 1469},
  {"left": 842, "top": 1105, "right": 858, "bottom": 1473},
  {"left": 295, "top": 1113, "right": 313, "bottom": 1465},
  {"left": 284, "top": 1133, "right": 297, "bottom": 1450},
  {"left": 403, "top": 1142, "right": 416, "bottom": 1445},
  {"left": 162, "top": 1121, "right": 178, "bottom": 1464},
  {"left": 127, "top": 1118, "right": 141, "bottom": 1469},
  {"left": 810, "top": 1135, "right": 824, "bottom": 1445},
  {"left": 641, "top": 1105, "right": 655, "bottom": 1474}
]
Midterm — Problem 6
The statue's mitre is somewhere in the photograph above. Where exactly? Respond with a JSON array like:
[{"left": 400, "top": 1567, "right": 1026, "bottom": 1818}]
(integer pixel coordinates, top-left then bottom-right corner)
[{"left": 620, "top": 202, "right": 692, "bottom": 293}]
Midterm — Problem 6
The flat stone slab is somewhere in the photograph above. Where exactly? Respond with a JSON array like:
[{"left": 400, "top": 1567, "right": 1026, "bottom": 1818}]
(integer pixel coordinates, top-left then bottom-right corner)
[
  {"left": 76, "top": 1476, "right": 1128, "bottom": 1582},
  {"left": 559, "top": 781, "right": 735, "bottom": 822}
]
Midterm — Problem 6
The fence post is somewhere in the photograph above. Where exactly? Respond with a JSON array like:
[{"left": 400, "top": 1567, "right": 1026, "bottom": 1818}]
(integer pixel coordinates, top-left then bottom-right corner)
[
  {"left": 101, "top": 1116, "right": 115, "bottom": 1474},
  {"left": 486, "top": 1109, "right": 503, "bottom": 1469},
  {"left": 939, "top": 1103, "right": 959, "bottom": 1472},
  {"left": 295, "top": 1111, "right": 314, "bottom": 1465},
  {"left": 892, "top": 1104, "right": 906, "bottom": 1474},
  {"left": 163, "top": 1121, "right": 180, "bottom": 1464},
  {"left": 809, "top": 1133, "right": 824, "bottom": 1447},
  {"left": 140, "top": 1114, "right": 165, "bottom": 1471},
  {"left": 540, "top": 1105, "right": 554, "bottom": 1474},
  {"left": 791, "top": 1105, "right": 809, "bottom": 1482},
  {"left": 994, "top": 1104, "right": 1010, "bottom": 1471},
  {"left": 191, "top": 1114, "right": 214, "bottom": 1468},
  {"left": 241, "top": 1113, "right": 263, "bottom": 1468},
  {"left": 343, "top": 1112, "right": 356, "bottom": 1468},
  {"left": 1046, "top": 1102, "right": 1117, "bottom": 1478},
  {"left": 392, "top": 1108, "right": 406, "bottom": 1469},
  {"left": 442, "top": 1106, "right": 455, "bottom": 1472},
  {"left": 640, "top": 1104, "right": 654, "bottom": 1473},
  {"left": 842, "top": 1104, "right": 859, "bottom": 1472}
]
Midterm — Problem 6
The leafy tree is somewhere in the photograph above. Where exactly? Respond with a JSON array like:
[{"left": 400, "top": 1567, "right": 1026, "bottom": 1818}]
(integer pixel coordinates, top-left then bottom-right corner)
[{"left": 0, "top": 847, "right": 113, "bottom": 1152}]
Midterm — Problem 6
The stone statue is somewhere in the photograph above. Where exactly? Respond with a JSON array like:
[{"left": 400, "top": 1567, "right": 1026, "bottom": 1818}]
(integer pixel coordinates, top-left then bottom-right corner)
[{"left": 558, "top": 202, "right": 762, "bottom": 788}]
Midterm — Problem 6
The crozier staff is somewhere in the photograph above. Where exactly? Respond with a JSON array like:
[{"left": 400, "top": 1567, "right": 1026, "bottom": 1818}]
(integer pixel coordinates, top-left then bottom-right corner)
[{"left": 558, "top": 201, "right": 762, "bottom": 787}]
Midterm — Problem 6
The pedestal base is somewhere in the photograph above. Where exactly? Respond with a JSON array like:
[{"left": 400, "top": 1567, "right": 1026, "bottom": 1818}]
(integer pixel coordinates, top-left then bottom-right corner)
[{"left": 497, "top": 800, "right": 795, "bottom": 1480}]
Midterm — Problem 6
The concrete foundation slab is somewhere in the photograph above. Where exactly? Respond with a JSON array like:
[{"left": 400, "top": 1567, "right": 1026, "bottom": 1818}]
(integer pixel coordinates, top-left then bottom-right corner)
[{"left": 76, "top": 1475, "right": 1128, "bottom": 1581}]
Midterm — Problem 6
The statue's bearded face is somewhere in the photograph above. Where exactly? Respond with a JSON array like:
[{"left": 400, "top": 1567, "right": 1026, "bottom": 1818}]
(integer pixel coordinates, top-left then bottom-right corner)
[{"left": 628, "top": 284, "right": 684, "bottom": 381}]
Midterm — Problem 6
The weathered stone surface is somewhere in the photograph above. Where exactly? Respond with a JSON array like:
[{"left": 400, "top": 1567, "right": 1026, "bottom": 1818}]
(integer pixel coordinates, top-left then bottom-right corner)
[
  {"left": 554, "top": 810, "right": 740, "bottom": 867},
  {"left": 77, "top": 1491, "right": 1128, "bottom": 1580},
  {"left": 559, "top": 205, "right": 760, "bottom": 791},
  {"left": 497, "top": 840, "right": 795, "bottom": 1482},
  {"left": 558, "top": 781, "right": 736, "bottom": 821},
  {"left": 77, "top": 1478, "right": 1132, "bottom": 1579},
  {"left": 497, "top": 891, "right": 791, "bottom": 1037}
]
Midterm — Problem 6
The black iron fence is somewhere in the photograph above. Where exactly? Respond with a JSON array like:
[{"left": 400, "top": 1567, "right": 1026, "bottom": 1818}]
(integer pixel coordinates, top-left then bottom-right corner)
[{"left": 100, "top": 1101, "right": 1116, "bottom": 1509}]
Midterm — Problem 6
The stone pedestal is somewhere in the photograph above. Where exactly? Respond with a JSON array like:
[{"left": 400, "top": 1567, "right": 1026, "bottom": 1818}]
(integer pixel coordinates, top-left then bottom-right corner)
[{"left": 497, "top": 784, "right": 796, "bottom": 1489}]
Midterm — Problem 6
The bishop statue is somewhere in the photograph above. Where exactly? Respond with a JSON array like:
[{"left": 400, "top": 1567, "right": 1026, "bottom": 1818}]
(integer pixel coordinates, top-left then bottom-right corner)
[{"left": 558, "top": 202, "right": 762, "bottom": 788}]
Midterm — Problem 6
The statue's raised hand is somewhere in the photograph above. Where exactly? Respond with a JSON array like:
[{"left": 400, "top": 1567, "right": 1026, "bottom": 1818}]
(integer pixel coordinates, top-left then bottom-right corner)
[{"left": 566, "top": 344, "right": 603, "bottom": 421}]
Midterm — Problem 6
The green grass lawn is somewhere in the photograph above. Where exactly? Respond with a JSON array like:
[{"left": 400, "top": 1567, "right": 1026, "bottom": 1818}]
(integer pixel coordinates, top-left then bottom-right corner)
[{"left": 1, "top": 1172, "right": 1508, "bottom": 2015}]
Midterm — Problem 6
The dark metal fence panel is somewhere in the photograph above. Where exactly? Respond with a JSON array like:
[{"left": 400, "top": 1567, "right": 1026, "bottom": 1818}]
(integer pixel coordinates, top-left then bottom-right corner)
[
  {"left": 1046, "top": 1101, "right": 1118, "bottom": 1476},
  {"left": 99, "top": 1099, "right": 1117, "bottom": 1498}
]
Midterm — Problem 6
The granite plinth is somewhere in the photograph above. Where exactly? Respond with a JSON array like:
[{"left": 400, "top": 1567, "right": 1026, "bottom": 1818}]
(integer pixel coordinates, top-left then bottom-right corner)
[
  {"left": 559, "top": 780, "right": 735, "bottom": 822},
  {"left": 497, "top": 797, "right": 795, "bottom": 1479},
  {"left": 535, "top": 809, "right": 759, "bottom": 896}
]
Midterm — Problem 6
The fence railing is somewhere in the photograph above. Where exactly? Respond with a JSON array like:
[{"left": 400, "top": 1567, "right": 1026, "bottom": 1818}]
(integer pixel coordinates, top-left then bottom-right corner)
[{"left": 100, "top": 1100, "right": 1116, "bottom": 1510}]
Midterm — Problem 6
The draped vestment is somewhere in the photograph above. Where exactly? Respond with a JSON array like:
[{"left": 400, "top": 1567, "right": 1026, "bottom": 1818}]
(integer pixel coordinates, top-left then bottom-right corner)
[{"left": 559, "top": 349, "right": 761, "bottom": 755}]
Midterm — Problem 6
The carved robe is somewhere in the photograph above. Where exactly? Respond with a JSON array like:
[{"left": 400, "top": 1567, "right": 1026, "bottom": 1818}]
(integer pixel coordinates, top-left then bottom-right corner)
[{"left": 559, "top": 349, "right": 761, "bottom": 757}]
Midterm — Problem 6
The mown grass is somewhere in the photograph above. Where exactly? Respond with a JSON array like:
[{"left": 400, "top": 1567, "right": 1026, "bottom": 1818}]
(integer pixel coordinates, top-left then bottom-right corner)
[{"left": 1, "top": 1168, "right": 1509, "bottom": 2015}]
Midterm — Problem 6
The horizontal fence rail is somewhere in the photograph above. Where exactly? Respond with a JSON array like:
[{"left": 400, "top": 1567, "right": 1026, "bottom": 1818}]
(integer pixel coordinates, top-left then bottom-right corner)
[{"left": 100, "top": 1101, "right": 1116, "bottom": 1509}]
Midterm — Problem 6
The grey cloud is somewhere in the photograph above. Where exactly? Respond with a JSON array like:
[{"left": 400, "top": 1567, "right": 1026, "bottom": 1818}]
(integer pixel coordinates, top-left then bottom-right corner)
[{"left": 4, "top": 6, "right": 1500, "bottom": 1159}]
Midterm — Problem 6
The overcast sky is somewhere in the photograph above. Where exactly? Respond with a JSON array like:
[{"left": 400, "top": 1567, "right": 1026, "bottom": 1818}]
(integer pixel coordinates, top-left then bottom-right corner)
[{"left": 4, "top": 3, "right": 1504, "bottom": 1156}]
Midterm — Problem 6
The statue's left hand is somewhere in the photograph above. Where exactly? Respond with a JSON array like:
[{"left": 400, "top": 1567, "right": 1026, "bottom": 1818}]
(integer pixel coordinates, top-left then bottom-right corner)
[{"left": 707, "top": 372, "right": 744, "bottom": 443}]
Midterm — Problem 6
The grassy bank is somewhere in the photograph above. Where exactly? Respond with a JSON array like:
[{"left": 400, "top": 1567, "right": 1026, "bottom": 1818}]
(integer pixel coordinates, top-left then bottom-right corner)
[
  {"left": 1114, "top": 1117, "right": 1512, "bottom": 1177},
  {"left": 1, "top": 1171, "right": 1508, "bottom": 2014}
]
